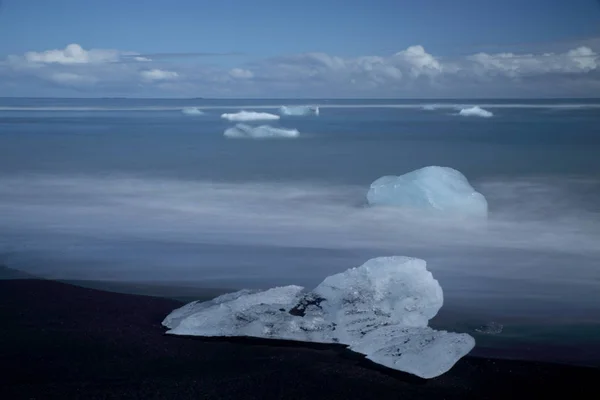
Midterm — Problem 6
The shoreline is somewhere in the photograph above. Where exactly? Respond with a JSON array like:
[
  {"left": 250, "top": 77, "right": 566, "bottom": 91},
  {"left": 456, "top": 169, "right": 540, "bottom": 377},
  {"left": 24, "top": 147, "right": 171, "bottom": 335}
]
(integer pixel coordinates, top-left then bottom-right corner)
[
  {"left": 2, "top": 277, "right": 598, "bottom": 399},
  {"left": 58, "top": 277, "right": 600, "bottom": 368},
  {"left": 5, "top": 270, "right": 600, "bottom": 367}
]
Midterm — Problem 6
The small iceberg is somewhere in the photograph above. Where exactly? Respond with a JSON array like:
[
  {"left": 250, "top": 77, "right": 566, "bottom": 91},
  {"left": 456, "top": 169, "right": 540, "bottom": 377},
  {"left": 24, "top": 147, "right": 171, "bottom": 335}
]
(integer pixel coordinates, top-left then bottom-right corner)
[
  {"left": 279, "top": 105, "right": 320, "bottom": 116},
  {"left": 181, "top": 107, "right": 205, "bottom": 116},
  {"left": 163, "top": 256, "right": 475, "bottom": 379},
  {"left": 224, "top": 123, "right": 299, "bottom": 139},
  {"left": 458, "top": 106, "right": 493, "bottom": 118},
  {"left": 367, "top": 166, "right": 488, "bottom": 219},
  {"left": 221, "top": 111, "right": 280, "bottom": 122}
]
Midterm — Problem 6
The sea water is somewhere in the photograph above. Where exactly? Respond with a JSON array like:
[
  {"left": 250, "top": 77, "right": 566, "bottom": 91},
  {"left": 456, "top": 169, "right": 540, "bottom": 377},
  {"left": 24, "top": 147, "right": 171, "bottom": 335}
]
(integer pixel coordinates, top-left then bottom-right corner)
[{"left": 1, "top": 97, "right": 599, "bottom": 366}]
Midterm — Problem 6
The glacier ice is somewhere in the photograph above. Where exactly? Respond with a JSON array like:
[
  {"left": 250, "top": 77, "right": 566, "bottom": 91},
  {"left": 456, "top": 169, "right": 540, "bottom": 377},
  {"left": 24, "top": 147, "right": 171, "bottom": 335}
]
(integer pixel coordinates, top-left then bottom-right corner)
[
  {"left": 367, "top": 166, "right": 488, "bottom": 219},
  {"left": 181, "top": 107, "right": 205, "bottom": 116},
  {"left": 221, "top": 111, "right": 280, "bottom": 122},
  {"left": 279, "top": 105, "right": 320, "bottom": 116},
  {"left": 458, "top": 106, "right": 493, "bottom": 118},
  {"left": 224, "top": 123, "right": 299, "bottom": 139},
  {"left": 163, "top": 256, "right": 475, "bottom": 379}
]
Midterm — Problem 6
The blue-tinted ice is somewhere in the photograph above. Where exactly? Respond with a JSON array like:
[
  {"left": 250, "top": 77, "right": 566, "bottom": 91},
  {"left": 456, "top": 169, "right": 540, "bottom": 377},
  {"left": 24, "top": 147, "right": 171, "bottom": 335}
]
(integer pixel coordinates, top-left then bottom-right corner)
[
  {"left": 279, "top": 105, "right": 319, "bottom": 116},
  {"left": 181, "top": 107, "right": 205, "bottom": 116},
  {"left": 367, "top": 166, "right": 488, "bottom": 219},
  {"left": 163, "top": 256, "right": 475, "bottom": 378}
]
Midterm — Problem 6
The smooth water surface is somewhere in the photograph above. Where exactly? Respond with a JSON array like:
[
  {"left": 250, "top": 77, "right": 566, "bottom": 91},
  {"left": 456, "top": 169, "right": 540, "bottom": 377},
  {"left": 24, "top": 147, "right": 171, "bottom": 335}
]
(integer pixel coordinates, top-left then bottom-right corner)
[{"left": 1, "top": 98, "right": 600, "bottom": 365}]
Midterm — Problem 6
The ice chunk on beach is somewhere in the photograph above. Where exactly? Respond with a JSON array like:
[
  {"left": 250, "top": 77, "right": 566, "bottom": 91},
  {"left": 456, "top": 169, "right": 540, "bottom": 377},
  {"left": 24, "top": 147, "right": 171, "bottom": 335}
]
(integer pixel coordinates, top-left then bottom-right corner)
[
  {"left": 163, "top": 256, "right": 475, "bottom": 379},
  {"left": 162, "top": 289, "right": 259, "bottom": 330},
  {"left": 313, "top": 257, "right": 443, "bottom": 333},
  {"left": 167, "top": 286, "right": 306, "bottom": 338},
  {"left": 181, "top": 107, "right": 204, "bottom": 116},
  {"left": 221, "top": 111, "right": 280, "bottom": 122},
  {"left": 224, "top": 123, "right": 299, "bottom": 139},
  {"left": 367, "top": 166, "right": 488, "bottom": 219},
  {"left": 279, "top": 105, "right": 320, "bottom": 116},
  {"left": 458, "top": 106, "right": 493, "bottom": 118}
]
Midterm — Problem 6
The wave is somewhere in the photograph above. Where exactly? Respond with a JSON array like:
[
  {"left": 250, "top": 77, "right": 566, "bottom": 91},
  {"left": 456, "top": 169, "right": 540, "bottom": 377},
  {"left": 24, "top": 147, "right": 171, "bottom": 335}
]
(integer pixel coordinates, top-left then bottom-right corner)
[
  {"left": 224, "top": 124, "right": 299, "bottom": 139},
  {"left": 279, "top": 105, "right": 319, "bottom": 116},
  {"left": 457, "top": 106, "right": 494, "bottom": 118},
  {"left": 1, "top": 174, "right": 599, "bottom": 272},
  {"left": 1, "top": 172, "right": 599, "bottom": 328},
  {"left": 221, "top": 111, "right": 280, "bottom": 122},
  {"left": 1, "top": 172, "right": 597, "bottom": 368}
]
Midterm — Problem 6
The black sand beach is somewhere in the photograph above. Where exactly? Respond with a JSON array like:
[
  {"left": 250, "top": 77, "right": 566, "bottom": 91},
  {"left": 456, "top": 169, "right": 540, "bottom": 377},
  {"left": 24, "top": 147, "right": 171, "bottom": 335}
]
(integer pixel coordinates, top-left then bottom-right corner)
[{"left": 1, "top": 277, "right": 598, "bottom": 399}]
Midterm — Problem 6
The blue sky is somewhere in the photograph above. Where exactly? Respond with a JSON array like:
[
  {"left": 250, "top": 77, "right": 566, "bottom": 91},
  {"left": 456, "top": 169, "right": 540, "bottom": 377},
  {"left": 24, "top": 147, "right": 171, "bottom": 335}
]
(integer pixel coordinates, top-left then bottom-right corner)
[{"left": 1, "top": 0, "right": 599, "bottom": 97}]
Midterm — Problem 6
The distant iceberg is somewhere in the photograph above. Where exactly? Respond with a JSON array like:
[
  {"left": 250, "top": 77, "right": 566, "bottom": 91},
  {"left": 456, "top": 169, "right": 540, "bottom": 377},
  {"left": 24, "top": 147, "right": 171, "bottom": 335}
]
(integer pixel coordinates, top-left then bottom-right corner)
[
  {"left": 367, "top": 166, "right": 488, "bottom": 219},
  {"left": 421, "top": 104, "right": 438, "bottom": 111},
  {"left": 279, "top": 105, "right": 320, "bottom": 116},
  {"left": 458, "top": 106, "right": 493, "bottom": 118},
  {"left": 224, "top": 123, "right": 299, "bottom": 139},
  {"left": 221, "top": 111, "right": 280, "bottom": 122},
  {"left": 181, "top": 107, "right": 205, "bottom": 116},
  {"left": 163, "top": 256, "right": 475, "bottom": 379}
]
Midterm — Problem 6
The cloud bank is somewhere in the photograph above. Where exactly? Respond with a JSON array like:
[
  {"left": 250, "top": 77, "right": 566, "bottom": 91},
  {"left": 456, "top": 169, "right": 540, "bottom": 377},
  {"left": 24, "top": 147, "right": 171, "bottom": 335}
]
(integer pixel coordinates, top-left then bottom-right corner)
[{"left": 1, "top": 41, "right": 599, "bottom": 97}]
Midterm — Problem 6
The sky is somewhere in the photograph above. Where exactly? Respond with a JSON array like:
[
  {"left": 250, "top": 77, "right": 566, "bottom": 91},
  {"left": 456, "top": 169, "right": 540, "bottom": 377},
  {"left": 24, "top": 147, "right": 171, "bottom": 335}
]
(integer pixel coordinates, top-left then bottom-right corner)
[{"left": 0, "top": 0, "right": 599, "bottom": 97}]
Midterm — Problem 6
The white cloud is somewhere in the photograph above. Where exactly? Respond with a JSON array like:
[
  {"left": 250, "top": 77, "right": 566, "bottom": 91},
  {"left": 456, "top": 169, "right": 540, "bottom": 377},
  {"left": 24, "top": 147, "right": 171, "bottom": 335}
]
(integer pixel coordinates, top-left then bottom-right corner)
[
  {"left": 566, "top": 47, "right": 597, "bottom": 70},
  {"left": 2, "top": 40, "right": 599, "bottom": 97},
  {"left": 467, "top": 46, "right": 598, "bottom": 77},
  {"left": 355, "top": 56, "right": 403, "bottom": 82},
  {"left": 24, "top": 43, "right": 119, "bottom": 64},
  {"left": 394, "top": 45, "right": 442, "bottom": 77},
  {"left": 140, "top": 69, "right": 179, "bottom": 81},
  {"left": 304, "top": 52, "right": 346, "bottom": 70},
  {"left": 229, "top": 68, "right": 254, "bottom": 79},
  {"left": 258, "top": 46, "right": 443, "bottom": 90},
  {"left": 120, "top": 53, "right": 153, "bottom": 62}
]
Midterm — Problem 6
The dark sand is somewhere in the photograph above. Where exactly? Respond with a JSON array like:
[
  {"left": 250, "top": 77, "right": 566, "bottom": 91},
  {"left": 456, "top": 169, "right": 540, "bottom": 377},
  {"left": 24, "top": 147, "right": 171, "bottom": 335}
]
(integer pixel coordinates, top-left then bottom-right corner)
[{"left": 1, "top": 278, "right": 598, "bottom": 399}]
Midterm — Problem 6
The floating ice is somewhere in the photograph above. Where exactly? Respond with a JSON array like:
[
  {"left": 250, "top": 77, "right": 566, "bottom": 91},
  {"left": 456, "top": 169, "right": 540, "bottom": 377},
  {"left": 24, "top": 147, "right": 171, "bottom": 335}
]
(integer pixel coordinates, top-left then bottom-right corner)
[
  {"left": 422, "top": 104, "right": 438, "bottom": 111},
  {"left": 221, "top": 111, "right": 280, "bottom": 122},
  {"left": 163, "top": 256, "right": 475, "bottom": 379},
  {"left": 181, "top": 107, "right": 204, "bottom": 116},
  {"left": 279, "top": 105, "right": 320, "bottom": 116},
  {"left": 458, "top": 106, "right": 493, "bottom": 118},
  {"left": 224, "top": 123, "right": 299, "bottom": 139},
  {"left": 367, "top": 166, "right": 488, "bottom": 219}
]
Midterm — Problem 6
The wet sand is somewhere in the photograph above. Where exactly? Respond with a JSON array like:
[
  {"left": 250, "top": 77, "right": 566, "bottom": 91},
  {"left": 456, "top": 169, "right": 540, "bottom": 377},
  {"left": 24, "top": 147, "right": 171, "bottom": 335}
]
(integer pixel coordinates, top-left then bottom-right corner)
[{"left": 1, "top": 278, "right": 598, "bottom": 399}]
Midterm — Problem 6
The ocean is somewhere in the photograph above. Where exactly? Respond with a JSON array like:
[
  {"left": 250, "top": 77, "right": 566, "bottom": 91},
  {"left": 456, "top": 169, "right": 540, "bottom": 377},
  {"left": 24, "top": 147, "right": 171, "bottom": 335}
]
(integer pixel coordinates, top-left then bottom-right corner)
[{"left": 1, "top": 98, "right": 599, "bottom": 365}]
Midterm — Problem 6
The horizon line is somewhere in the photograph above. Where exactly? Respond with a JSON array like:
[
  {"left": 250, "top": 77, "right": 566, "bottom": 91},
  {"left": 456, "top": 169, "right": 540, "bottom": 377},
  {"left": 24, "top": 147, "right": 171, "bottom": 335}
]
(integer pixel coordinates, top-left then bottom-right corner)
[{"left": 1, "top": 96, "right": 600, "bottom": 101}]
